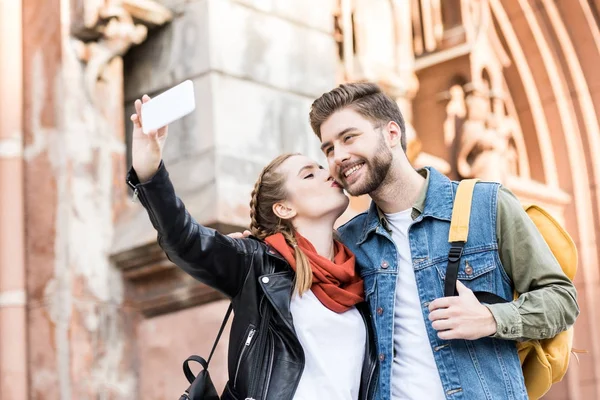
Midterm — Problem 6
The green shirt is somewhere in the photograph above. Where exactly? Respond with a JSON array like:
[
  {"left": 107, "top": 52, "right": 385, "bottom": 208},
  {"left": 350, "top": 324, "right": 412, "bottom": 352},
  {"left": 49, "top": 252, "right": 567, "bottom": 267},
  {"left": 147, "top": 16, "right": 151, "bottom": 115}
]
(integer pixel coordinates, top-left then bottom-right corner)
[{"left": 381, "top": 169, "right": 579, "bottom": 340}]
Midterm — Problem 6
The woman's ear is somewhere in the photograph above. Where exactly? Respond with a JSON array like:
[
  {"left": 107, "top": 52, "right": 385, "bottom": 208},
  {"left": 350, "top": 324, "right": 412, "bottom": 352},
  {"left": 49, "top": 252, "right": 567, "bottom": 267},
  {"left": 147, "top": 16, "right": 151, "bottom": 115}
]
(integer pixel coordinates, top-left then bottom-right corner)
[{"left": 273, "top": 202, "right": 296, "bottom": 220}]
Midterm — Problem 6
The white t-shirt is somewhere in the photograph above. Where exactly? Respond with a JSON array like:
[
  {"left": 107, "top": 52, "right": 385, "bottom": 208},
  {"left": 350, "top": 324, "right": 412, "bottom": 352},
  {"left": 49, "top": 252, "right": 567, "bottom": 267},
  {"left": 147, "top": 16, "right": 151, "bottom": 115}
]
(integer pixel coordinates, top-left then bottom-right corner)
[
  {"left": 289, "top": 289, "right": 366, "bottom": 400},
  {"left": 385, "top": 209, "right": 446, "bottom": 400}
]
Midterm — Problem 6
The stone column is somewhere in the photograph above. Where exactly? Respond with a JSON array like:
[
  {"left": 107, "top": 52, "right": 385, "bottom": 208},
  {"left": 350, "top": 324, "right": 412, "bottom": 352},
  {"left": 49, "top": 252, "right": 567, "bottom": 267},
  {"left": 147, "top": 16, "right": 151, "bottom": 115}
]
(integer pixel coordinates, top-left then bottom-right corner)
[
  {"left": 0, "top": 1, "right": 28, "bottom": 399},
  {"left": 117, "top": 0, "right": 339, "bottom": 395},
  {"left": 21, "top": 0, "right": 170, "bottom": 398}
]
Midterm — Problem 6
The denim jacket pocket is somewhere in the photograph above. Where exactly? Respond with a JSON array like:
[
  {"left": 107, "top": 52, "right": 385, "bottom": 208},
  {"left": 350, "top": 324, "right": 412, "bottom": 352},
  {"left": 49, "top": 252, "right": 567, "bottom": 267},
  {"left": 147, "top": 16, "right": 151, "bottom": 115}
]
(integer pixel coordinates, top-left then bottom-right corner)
[
  {"left": 436, "top": 250, "right": 497, "bottom": 293},
  {"left": 364, "top": 274, "right": 377, "bottom": 300}
]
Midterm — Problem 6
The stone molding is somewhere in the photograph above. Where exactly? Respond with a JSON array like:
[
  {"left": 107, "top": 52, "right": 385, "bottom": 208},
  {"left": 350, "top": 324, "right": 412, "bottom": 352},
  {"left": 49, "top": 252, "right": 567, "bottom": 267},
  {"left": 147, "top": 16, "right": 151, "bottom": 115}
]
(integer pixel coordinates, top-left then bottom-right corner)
[
  {"left": 111, "top": 222, "right": 246, "bottom": 317},
  {"left": 112, "top": 240, "right": 226, "bottom": 318}
]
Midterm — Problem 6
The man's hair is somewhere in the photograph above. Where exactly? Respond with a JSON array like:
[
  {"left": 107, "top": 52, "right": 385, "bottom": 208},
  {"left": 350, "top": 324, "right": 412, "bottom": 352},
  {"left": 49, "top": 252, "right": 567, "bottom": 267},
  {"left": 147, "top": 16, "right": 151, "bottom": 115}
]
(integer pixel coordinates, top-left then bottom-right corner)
[{"left": 309, "top": 82, "right": 406, "bottom": 151}]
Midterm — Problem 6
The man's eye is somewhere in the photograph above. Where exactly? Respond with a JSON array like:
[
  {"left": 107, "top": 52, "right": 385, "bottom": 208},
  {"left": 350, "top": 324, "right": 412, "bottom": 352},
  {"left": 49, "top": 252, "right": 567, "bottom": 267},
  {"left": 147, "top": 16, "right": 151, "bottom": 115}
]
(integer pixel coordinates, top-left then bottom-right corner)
[
  {"left": 343, "top": 135, "right": 353, "bottom": 142},
  {"left": 304, "top": 174, "right": 314, "bottom": 179},
  {"left": 325, "top": 147, "right": 333, "bottom": 156}
]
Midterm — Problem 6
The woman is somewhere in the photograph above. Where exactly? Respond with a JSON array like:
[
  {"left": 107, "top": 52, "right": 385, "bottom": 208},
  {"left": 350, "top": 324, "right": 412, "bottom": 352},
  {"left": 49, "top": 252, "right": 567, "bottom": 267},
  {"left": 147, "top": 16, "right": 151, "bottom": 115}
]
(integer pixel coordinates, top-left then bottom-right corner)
[{"left": 127, "top": 95, "right": 378, "bottom": 400}]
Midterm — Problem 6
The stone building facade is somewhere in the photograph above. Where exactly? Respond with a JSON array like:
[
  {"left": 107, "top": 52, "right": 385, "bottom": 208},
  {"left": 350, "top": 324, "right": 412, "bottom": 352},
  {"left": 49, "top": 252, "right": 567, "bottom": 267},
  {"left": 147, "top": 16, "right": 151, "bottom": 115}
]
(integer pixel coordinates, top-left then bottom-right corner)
[{"left": 1, "top": 0, "right": 599, "bottom": 398}]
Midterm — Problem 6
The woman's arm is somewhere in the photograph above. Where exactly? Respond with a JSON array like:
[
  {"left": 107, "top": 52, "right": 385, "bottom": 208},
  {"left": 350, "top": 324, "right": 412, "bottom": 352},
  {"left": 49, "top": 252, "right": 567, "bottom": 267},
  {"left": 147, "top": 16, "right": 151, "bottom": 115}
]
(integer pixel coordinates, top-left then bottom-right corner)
[
  {"left": 127, "top": 95, "right": 258, "bottom": 298},
  {"left": 127, "top": 163, "right": 258, "bottom": 298}
]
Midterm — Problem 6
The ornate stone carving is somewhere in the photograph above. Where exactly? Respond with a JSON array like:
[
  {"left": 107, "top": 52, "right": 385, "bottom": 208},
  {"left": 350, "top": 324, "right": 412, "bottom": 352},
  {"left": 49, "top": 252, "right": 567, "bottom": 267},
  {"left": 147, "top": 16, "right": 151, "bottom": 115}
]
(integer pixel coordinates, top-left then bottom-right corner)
[
  {"left": 456, "top": 85, "right": 519, "bottom": 183},
  {"left": 71, "top": 0, "right": 173, "bottom": 101},
  {"left": 443, "top": 84, "right": 467, "bottom": 146}
]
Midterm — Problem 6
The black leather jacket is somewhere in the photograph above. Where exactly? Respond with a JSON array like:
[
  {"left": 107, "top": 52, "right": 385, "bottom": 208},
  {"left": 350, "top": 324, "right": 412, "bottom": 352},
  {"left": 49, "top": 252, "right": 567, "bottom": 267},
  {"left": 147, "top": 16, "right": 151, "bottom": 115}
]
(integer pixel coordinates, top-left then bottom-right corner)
[{"left": 127, "top": 163, "right": 378, "bottom": 400}]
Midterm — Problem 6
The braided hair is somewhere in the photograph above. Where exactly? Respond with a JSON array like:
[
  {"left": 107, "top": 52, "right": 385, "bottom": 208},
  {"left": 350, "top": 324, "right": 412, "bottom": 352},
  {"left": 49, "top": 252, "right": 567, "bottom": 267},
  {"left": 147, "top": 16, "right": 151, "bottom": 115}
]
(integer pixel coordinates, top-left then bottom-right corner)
[{"left": 249, "top": 153, "right": 312, "bottom": 294}]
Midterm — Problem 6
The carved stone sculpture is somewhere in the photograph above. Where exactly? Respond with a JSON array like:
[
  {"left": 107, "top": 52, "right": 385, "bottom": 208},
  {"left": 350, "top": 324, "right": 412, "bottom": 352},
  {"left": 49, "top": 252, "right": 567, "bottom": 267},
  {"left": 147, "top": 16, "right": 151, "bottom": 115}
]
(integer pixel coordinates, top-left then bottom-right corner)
[
  {"left": 72, "top": 0, "right": 172, "bottom": 101},
  {"left": 456, "top": 88, "right": 518, "bottom": 183}
]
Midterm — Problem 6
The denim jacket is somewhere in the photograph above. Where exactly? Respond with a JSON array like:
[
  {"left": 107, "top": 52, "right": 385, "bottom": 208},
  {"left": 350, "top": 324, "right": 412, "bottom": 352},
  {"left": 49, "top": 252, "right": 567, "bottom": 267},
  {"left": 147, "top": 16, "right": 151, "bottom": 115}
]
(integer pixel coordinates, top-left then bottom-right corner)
[{"left": 338, "top": 168, "right": 527, "bottom": 400}]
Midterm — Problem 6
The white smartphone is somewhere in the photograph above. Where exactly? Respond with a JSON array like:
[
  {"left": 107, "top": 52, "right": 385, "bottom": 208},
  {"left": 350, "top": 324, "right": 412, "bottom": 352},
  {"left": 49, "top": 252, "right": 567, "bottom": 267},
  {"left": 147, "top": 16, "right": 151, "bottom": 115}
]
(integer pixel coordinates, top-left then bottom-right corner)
[{"left": 141, "top": 80, "right": 196, "bottom": 134}]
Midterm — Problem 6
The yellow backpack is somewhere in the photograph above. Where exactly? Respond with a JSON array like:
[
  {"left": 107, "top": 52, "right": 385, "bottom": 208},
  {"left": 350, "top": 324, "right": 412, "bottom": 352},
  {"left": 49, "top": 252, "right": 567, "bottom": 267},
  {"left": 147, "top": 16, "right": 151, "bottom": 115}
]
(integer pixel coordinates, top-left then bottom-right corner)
[{"left": 446, "top": 179, "right": 578, "bottom": 400}]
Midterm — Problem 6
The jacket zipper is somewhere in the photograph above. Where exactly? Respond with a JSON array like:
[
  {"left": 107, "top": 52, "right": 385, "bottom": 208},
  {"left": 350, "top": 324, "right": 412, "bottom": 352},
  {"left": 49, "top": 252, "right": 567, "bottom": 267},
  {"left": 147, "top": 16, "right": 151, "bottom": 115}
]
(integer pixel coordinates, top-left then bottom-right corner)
[
  {"left": 249, "top": 266, "right": 275, "bottom": 399},
  {"left": 262, "top": 330, "right": 275, "bottom": 399},
  {"left": 366, "top": 361, "right": 377, "bottom": 400},
  {"left": 129, "top": 184, "right": 161, "bottom": 228},
  {"left": 359, "top": 308, "right": 377, "bottom": 400},
  {"left": 249, "top": 298, "right": 271, "bottom": 398},
  {"left": 234, "top": 327, "right": 256, "bottom": 388}
]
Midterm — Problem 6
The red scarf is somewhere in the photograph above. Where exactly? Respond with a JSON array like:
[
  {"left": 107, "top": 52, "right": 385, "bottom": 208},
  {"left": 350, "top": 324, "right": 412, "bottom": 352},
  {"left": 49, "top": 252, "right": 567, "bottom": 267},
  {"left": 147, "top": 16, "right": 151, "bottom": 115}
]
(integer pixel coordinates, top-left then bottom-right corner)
[{"left": 264, "top": 232, "right": 364, "bottom": 313}]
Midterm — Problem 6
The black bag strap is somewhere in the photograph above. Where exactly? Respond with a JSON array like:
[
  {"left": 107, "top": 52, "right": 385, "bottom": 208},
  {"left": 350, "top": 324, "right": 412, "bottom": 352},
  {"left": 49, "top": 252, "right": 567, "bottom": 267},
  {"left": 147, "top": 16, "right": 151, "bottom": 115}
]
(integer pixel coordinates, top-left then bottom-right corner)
[
  {"left": 444, "top": 241, "right": 464, "bottom": 297},
  {"left": 182, "top": 303, "right": 233, "bottom": 384},
  {"left": 444, "top": 241, "right": 508, "bottom": 304},
  {"left": 473, "top": 291, "right": 507, "bottom": 304},
  {"left": 208, "top": 303, "right": 233, "bottom": 365}
]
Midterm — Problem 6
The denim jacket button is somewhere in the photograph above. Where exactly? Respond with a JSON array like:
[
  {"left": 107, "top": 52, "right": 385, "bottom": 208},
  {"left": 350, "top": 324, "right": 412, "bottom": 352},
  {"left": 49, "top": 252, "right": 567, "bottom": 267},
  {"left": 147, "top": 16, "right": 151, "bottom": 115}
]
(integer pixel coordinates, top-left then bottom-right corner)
[
  {"left": 376, "top": 307, "right": 384, "bottom": 315},
  {"left": 465, "top": 266, "right": 473, "bottom": 275},
  {"left": 379, "top": 353, "right": 385, "bottom": 361},
  {"left": 381, "top": 261, "right": 389, "bottom": 269},
  {"left": 503, "top": 327, "right": 509, "bottom": 334},
  {"left": 261, "top": 277, "right": 270, "bottom": 284}
]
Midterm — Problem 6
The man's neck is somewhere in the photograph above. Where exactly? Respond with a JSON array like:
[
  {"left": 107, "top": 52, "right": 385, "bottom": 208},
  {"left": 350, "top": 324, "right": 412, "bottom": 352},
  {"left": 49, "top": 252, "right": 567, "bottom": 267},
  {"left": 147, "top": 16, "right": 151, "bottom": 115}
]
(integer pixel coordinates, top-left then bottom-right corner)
[
  {"left": 295, "top": 219, "right": 336, "bottom": 260},
  {"left": 370, "top": 159, "right": 426, "bottom": 214}
]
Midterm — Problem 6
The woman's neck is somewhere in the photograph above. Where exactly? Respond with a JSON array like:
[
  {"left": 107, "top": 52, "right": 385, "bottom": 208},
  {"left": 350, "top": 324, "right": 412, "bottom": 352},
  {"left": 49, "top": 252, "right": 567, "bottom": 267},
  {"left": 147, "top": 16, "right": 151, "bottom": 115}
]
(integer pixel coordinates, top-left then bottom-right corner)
[{"left": 294, "top": 219, "right": 336, "bottom": 260}]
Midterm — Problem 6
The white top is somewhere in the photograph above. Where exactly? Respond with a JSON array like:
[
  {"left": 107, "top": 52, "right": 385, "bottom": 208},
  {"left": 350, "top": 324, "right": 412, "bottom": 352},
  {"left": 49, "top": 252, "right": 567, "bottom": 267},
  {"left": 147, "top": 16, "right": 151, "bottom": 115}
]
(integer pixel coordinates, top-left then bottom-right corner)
[
  {"left": 385, "top": 209, "right": 446, "bottom": 400},
  {"left": 289, "top": 289, "right": 366, "bottom": 400}
]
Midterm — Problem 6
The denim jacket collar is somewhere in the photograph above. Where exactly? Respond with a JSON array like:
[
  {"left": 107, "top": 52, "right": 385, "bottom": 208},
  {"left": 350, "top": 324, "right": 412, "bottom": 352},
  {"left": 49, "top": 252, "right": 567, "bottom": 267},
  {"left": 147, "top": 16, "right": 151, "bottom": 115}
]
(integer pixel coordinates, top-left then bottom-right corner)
[
  {"left": 357, "top": 167, "right": 454, "bottom": 244},
  {"left": 419, "top": 167, "right": 454, "bottom": 222}
]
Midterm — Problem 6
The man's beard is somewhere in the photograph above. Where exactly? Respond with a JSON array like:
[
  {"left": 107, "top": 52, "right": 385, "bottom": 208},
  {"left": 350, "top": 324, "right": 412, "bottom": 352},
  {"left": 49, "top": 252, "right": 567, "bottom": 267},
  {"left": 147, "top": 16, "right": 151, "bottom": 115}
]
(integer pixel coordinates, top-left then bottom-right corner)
[{"left": 343, "top": 139, "right": 393, "bottom": 196}]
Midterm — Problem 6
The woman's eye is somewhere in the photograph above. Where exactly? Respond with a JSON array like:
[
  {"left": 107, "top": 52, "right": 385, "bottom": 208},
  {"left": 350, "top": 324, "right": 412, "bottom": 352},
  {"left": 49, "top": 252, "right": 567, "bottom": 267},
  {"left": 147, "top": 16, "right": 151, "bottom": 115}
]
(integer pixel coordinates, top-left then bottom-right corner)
[{"left": 304, "top": 174, "right": 314, "bottom": 179}]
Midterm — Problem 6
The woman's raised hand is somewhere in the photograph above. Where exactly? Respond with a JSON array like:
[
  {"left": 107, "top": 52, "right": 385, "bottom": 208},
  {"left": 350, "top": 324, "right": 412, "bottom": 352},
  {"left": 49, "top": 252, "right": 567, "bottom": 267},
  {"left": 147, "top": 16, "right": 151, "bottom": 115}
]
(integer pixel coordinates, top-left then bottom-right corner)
[{"left": 130, "top": 95, "right": 169, "bottom": 182}]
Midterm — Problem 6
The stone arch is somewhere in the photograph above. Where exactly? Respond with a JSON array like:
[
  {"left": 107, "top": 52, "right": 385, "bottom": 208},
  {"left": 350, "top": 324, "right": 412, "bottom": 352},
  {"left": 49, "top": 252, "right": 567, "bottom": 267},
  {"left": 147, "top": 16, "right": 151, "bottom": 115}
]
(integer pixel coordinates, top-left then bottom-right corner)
[
  {"left": 490, "top": 1, "right": 600, "bottom": 397},
  {"left": 413, "top": 1, "right": 600, "bottom": 395}
]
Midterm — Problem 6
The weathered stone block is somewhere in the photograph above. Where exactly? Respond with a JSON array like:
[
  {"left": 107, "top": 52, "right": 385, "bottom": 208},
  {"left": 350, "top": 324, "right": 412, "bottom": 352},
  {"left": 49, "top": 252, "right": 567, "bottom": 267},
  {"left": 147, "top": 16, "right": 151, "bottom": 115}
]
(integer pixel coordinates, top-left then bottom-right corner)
[
  {"left": 124, "top": 0, "right": 211, "bottom": 101},
  {"left": 209, "top": 0, "right": 338, "bottom": 97},
  {"left": 211, "top": 73, "right": 324, "bottom": 161},
  {"left": 154, "top": 0, "right": 191, "bottom": 13},
  {"left": 125, "top": 0, "right": 338, "bottom": 100},
  {"left": 231, "top": 0, "right": 335, "bottom": 32},
  {"left": 209, "top": 73, "right": 326, "bottom": 226}
]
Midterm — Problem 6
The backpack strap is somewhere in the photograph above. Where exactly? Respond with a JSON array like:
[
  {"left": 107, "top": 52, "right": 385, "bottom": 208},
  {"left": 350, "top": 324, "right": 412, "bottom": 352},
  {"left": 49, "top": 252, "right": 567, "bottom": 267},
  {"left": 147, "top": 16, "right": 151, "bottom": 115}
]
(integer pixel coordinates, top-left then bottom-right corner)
[
  {"left": 444, "top": 179, "right": 479, "bottom": 297},
  {"left": 444, "top": 179, "right": 508, "bottom": 304},
  {"left": 448, "top": 179, "right": 479, "bottom": 243}
]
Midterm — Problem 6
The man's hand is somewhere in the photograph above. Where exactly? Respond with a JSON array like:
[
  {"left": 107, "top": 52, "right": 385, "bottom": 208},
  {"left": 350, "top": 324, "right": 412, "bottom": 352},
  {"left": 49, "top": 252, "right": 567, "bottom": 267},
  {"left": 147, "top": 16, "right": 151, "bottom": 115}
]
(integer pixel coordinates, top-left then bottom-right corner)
[
  {"left": 428, "top": 280, "right": 497, "bottom": 340},
  {"left": 227, "top": 230, "right": 252, "bottom": 239}
]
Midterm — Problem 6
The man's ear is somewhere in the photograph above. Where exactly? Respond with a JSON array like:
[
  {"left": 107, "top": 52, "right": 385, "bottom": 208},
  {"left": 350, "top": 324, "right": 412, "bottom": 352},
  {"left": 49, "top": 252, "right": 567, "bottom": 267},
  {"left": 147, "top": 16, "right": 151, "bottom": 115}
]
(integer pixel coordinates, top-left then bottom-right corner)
[
  {"left": 384, "top": 121, "right": 402, "bottom": 148},
  {"left": 273, "top": 202, "right": 297, "bottom": 220}
]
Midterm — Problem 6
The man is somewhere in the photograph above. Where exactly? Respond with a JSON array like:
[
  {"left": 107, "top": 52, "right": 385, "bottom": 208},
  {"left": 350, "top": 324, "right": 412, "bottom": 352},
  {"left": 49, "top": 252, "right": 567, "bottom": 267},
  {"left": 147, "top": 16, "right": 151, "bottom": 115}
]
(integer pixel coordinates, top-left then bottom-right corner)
[{"left": 308, "top": 82, "right": 579, "bottom": 400}]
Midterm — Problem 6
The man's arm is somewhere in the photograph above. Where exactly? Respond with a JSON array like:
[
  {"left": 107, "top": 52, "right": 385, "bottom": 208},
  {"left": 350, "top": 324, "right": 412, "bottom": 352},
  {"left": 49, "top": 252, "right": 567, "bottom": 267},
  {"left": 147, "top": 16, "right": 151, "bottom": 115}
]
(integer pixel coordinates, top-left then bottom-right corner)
[{"left": 485, "top": 187, "right": 579, "bottom": 340}]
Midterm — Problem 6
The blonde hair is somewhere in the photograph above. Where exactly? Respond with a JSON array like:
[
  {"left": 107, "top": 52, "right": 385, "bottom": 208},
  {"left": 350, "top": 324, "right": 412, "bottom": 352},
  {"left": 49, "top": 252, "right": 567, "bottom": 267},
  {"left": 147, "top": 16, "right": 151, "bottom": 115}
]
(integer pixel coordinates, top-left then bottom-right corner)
[{"left": 249, "top": 154, "right": 312, "bottom": 294}]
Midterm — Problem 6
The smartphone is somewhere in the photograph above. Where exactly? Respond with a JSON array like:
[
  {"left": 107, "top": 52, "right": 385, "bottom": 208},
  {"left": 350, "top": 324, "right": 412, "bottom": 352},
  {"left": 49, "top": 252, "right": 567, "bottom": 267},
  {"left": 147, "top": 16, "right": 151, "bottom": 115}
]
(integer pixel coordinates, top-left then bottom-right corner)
[{"left": 141, "top": 80, "right": 196, "bottom": 134}]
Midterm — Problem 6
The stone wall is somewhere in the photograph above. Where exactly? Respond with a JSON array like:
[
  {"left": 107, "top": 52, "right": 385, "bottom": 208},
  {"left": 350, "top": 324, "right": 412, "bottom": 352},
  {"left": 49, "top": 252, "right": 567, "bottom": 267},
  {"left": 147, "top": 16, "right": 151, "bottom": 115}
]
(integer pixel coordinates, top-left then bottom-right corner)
[
  {"left": 2, "top": 0, "right": 600, "bottom": 399},
  {"left": 116, "top": 0, "right": 339, "bottom": 396}
]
